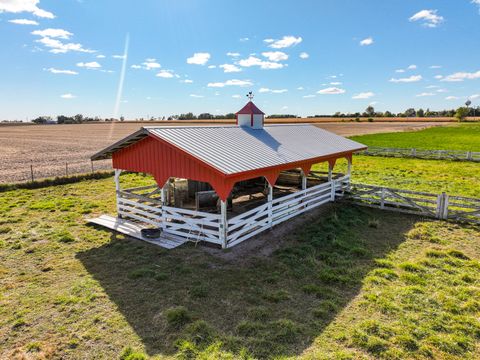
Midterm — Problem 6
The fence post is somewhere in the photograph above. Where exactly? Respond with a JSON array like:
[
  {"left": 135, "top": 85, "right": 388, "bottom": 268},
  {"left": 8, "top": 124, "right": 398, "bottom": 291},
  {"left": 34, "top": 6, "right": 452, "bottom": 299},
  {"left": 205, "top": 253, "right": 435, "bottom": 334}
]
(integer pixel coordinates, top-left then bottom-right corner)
[
  {"left": 30, "top": 163, "right": 34, "bottom": 182},
  {"left": 65, "top": 162, "right": 68, "bottom": 177},
  {"left": 91, "top": 160, "right": 94, "bottom": 173},
  {"left": 466, "top": 151, "right": 472, "bottom": 161},
  {"left": 380, "top": 187, "right": 385, "bottom": 209},
  {"left": 267, "top": 183, "right": 273, "bottom": 228},
  {"left": 411, "top": 148, "right": 416, "bottom": 157},
  {"left": 330, "top": 180, "right": 336, "bottom": 202},
  {"left": 442, "top": 193, "right": 449, "bottom": 220},
  {"left": 435, "top": 194, "right": 443, "bottom": 219},
  {"left": 219, "top": 200, "right": 228, "bottom": 249}
]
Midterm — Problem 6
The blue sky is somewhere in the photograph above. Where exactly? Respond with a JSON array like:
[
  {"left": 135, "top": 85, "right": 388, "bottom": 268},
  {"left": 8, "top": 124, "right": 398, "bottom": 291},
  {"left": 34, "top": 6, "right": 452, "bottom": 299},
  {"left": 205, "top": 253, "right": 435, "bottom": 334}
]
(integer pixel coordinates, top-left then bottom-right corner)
[{"left": 1, "top": 0, "right": 480, "bottom": 120}]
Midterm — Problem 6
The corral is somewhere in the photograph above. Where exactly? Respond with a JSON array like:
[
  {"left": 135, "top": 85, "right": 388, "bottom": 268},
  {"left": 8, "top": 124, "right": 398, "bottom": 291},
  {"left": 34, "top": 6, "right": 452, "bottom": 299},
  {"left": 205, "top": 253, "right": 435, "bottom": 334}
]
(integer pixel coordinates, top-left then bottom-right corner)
[{"left": 89, "top": 103, "right": 365, "bottom": 248}]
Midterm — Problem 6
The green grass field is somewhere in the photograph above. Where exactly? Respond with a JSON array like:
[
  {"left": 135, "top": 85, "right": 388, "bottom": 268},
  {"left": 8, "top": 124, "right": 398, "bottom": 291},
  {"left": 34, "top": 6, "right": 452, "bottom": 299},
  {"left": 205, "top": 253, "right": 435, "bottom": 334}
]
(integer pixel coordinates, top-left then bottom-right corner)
[
  {"left": 1, "top": 170, "right": 479, "bottom": 359},
  {"left": 350, "top": 123, "right": 480, "bottom": 151}
]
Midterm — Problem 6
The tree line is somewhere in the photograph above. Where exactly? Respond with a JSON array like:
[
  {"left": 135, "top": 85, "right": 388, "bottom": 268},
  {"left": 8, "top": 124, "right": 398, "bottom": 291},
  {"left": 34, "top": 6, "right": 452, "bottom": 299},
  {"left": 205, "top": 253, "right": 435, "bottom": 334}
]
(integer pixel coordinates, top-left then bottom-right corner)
[{"left": 28, "top": 105, "right": 479, "bottom": 124}]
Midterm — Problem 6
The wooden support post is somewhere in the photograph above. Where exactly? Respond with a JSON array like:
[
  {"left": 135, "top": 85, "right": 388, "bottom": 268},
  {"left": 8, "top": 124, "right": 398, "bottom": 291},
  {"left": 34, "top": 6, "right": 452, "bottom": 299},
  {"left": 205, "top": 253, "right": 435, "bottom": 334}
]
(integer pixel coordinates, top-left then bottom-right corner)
[
  {"left": 380, "top": 187, "right": 385, "bottom": 209},
  {"left": 330, "top": 180, "right": 336, "bottom": 201},
  {"left": 267, "top": 183, "right": 273, "bottom": 228},
  {"left": 328, "top": 164, "right": 333, "bottom": 182},
  {"left": 30, "top": 163, "right": 34, "bottom": 182},
  {"left": 160, "top": 179, "right": 169, "bottom": 232},
  {"left": 220, "top": 200, "right": 228, "bottom": 249},
  {"left": 301, "top": 170, "right": 307, "bottom": 190},
  {"left": 114, "top": 169, "right": 122, "bottom": 218}
]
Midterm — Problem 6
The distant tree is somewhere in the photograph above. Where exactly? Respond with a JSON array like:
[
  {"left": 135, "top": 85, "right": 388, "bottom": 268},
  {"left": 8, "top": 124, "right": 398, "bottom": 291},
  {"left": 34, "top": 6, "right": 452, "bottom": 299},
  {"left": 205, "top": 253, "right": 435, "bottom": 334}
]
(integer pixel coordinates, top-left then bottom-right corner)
[
  {"left": 455, "top": 107, "right": 469, "bottom": 122},
  {"left": 417, "top": 108, "right": 425, "bottom": 117},
  {"left": 198, "top": 113, "right": 214, "bottom": 120},
  {"left": 32, "top": 116, "right": 52, "bottom": 124},
  {"left": 404, "top": 108, "right": 416, "bottom": 117},
  {"left": 384, "top": 111, "right": 393, "bottom": 117},
  {"left": 74, "top": 114, "right": 84, "bottom": 123},
  {"left": 365, "top": 106, "right": 375, "bottom": 117},
  {"left": 224, "top": 113, "right": 236, "bottom": 119}
]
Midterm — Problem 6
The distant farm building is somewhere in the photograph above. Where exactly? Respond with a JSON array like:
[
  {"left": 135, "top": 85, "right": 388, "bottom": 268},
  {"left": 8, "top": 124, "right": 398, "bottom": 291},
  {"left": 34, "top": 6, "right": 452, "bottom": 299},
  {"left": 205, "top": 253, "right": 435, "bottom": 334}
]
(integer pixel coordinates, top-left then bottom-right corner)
[{"left": 90, "top": 100, "right": 366, "bottom": 249}]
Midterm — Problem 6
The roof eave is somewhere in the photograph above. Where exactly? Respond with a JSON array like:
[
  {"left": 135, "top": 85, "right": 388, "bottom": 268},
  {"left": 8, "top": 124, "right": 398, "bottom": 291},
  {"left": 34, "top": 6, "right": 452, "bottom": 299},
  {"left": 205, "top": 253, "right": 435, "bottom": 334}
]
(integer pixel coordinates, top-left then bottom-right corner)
[{"left": 90, "top": 128, "right": 149, "bottom": 161}]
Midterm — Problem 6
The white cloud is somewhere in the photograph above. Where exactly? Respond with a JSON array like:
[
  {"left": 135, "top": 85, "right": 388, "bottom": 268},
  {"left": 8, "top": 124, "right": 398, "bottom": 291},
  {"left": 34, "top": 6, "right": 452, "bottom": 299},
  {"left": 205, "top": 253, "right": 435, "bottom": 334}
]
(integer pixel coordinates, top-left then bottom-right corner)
[
  {"left": 34, "top": 34, "right": 94, "bottom": 54},
  {"left": 445, "top": 96, "right": 458, "bottom": 100},
  {"left": 473, "top": 0, "right": 480, "bottom": 12},
  {"left": 389, "top": 75, "right": 422, "bottom": 83},
  {"left": 131, "top": 64, "right": 142, "bottom": 69},
  {"left": 330, "top": 82, "right": 342, "bottom": 85},
  {"left": 434, "top": 75, "right": 443, "bottom": 79},
  {"left": 45, "top": 67, "right": 78, "bottom": 75},
  {"left": 239, "top": 37, "right": 249, "bottom": 42},
  {"left": 187, "top": 52, "right": 210, "bottom": 65},
  {"left": 8, "top": 18, "right": 38, "bottom": 25},
  {"left": 441, "top": 70, "right": 480, "bottom": 82},
  {"left": 425, "top": 85, "right": 439, "bottom": 88},
  {"left": 416, "top": 92, "right": 435, "bottom": 97},
  {"left": 409, "top": 9, "right": 444, "bottom": 28},
  {"left": 470, "top": 94, "right": 480, "bottom": 99},
  {"left": 232, "top": 94, "right": 241, "bottom": 98},
  {"left": 299, "top": 52, "right": 309, "bottom": 59},
  {"left": 360, "top": 37, "right": 374, "bottom": 46},
  {"left": 143, "top": 60, "right": 161, "bottom": 70},
  {"left": 352, "top": 92, "right": 375, "bottom": 99},
  {"left": 303, "top": 94, "right": 316, "bottom": 98},
  {"left": 262, "top": 51, "right": 288, "bottom": 62},
  {"left": 189, "top": 94, "right": 204, "bottom": 98},
  {"left": 181, "top": 79, "right": 193, "bottom": 84},
  {"left": 226, "top": 52, "right": 240, "bottom": 57},
  {"left": 317, "top": 87, "right": 346, "bottom": 95},
  {"left": 0, "top": 0, "right": 54, "bottom": 18},
  {"left": 77, "top": 61, "right": 101, "bottom": 69},
  {"left": 207, "top": 79, "right": 253, "bottom": 88},
  {"left": 207, "top": 65, "right": 216, "bottom": 69},
  {"left": 407, "top": 64, "right": 417, "bottom": 70},
  {"left": 113, "top": 54, "right": 126, "bottom": 59},
  {"left": 237, "top": 56, "right": 285, "bottom": 70},
  {"left": 265, "top": 35, "right": 302, "bottom": 49},
  {"left": 395, "top": 69, "right": 406, "bottom": 73},
  {"left": 297, "top": 86, "right": 304, "bottom": 90},
  {"left": 156, "top": 70, "right": 175, "bottom": 78},
  {"left": 436, "top": 89, "right": 448, "bottom": 93},
  {"left": 259, "top": 88, "right": 288, "bottom": 94},
  {"left": 430, "top": 65, "right": 442, "bottom": 69},
  {"left": 60, "top": 93, "right": 75, "bottom": 99},
  {"left": 219, "top": 64, "right": 242, "bottom": 73},
  {"left": 32, "top": 28, "right": 72, "bottom": 39},
  {"left": 281, "top": 106, "right": 289, "bottom": 110},
  {"left": 96, "top": 54, "right": 106, "bottom": 58}
]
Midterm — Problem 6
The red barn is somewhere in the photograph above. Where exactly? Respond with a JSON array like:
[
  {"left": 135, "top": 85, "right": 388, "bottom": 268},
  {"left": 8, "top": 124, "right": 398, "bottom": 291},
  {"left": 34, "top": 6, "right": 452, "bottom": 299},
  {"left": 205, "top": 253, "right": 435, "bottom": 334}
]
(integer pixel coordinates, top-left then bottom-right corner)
[{"left": 91, "top": 101, "right": 366, "bottom": 249}]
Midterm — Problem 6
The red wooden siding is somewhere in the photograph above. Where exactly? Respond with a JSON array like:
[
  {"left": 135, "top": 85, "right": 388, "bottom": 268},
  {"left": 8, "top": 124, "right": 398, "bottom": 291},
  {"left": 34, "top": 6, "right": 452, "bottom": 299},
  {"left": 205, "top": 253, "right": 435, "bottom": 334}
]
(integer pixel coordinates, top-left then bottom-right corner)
[{"left": 112, "top": 134, "right": 353, "bottom": 201}]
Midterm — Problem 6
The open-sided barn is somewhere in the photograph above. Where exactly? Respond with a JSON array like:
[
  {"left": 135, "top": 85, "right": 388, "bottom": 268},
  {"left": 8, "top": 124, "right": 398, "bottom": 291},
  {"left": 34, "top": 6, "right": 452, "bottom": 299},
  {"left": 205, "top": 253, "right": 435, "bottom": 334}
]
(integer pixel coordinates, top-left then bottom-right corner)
[{"left": 90, "top": 100, "right": 366, "bottom": 249}]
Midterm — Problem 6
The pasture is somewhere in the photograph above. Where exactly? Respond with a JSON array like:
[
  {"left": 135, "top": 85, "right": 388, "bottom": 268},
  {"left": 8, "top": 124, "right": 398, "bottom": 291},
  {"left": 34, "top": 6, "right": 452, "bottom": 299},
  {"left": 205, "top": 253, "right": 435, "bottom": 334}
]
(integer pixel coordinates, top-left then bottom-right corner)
[
  {"left": 1, "top": 122, "right": 479, "bottom": 359},
  {"left": 1, "top": 174, "right": 479, "bottom": 359},
  {"left": 350, "top": 123, "right": 480, "bottom": 151},
  {"left": 0, "top": 121, "right": 446, "bottom": 184}
]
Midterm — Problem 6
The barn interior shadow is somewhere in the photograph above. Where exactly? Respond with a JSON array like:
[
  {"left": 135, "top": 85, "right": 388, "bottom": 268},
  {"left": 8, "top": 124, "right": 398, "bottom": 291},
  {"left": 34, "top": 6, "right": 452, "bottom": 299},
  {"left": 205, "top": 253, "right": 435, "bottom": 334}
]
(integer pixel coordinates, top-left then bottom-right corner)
[{"left": 77, "top": 205, "right": 417, "bottom": 358}]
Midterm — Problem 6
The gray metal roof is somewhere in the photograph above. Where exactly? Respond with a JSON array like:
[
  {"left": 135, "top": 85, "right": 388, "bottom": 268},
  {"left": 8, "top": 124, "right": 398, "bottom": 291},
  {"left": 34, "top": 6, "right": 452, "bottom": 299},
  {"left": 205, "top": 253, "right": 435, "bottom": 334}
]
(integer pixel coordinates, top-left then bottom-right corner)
[{"left": 92, "top": 124, "right": 366, "bottom": 175}]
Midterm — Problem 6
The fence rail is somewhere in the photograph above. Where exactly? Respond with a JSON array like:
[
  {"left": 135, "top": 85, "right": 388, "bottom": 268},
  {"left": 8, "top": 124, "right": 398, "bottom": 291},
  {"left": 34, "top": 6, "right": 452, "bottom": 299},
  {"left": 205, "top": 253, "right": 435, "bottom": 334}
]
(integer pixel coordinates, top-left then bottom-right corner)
[
  {"left": 346, "top": 183, "right": 480, "bottom": 224},
  {"left": 362, "top": 146, "right": 480, "bottom": 162}
]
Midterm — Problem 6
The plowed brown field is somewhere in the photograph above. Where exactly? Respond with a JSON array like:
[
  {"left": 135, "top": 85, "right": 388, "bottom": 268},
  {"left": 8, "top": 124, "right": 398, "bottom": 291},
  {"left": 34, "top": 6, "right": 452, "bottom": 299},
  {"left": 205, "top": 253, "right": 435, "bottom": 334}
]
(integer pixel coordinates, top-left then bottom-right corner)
[{"left": 0, "top": 121, "right": 448, "bottom": 183}]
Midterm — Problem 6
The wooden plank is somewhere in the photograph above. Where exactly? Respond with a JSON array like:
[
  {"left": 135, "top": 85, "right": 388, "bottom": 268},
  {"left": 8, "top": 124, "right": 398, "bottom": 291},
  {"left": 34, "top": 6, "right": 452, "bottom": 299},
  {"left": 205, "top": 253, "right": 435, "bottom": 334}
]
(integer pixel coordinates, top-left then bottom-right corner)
[
  {"left": 118, "top": 197, "right": 162, "bottom": 213},
  {"left": 87, "top": 215, "right": 187, "bottom": 249},
  {"left": 118, "top": 210, "right": 161, "bottom": 227},
  {"left": 163, "top": 205, "right": 221, "bottom": 220}
]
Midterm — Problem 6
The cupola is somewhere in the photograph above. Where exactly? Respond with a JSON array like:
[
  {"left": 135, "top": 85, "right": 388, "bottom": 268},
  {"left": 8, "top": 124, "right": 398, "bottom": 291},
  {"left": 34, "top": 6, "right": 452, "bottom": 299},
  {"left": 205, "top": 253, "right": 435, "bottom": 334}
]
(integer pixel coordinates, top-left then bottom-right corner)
[{"left": 235, "top": 92, "right": 265, "bottom": 129}]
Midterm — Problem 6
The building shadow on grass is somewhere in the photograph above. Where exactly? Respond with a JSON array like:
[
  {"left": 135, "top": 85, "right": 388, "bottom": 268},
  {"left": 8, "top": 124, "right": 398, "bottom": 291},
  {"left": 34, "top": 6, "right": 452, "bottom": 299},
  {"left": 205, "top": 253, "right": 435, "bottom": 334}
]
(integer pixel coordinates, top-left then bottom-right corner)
[{"left": 77, "top": 204, "right": 418, "bottom": 358}]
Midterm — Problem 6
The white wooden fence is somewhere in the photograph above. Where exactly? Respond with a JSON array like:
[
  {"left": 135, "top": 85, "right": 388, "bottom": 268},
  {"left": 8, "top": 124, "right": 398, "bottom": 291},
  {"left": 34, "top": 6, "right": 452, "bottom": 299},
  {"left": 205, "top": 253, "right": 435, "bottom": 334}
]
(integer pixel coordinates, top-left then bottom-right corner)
[
  {"left": 346, "top": 183, "right": 480, "bottom": 224},
  {"left": 225, "top": 175, "right": 350, "bottom": 248},
  {"left": 116, "top": 177, "right": 350, "bottom": 248},
  {"left": 362, "top": 146, "right": 480, "bottom": 162}
]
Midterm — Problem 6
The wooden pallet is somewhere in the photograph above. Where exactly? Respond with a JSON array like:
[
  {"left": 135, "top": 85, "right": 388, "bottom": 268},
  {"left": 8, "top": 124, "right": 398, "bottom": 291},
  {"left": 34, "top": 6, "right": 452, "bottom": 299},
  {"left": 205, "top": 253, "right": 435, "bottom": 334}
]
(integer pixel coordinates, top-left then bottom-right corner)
[{"left": 87, "top": 215, "right": 188, "bottom": 249}]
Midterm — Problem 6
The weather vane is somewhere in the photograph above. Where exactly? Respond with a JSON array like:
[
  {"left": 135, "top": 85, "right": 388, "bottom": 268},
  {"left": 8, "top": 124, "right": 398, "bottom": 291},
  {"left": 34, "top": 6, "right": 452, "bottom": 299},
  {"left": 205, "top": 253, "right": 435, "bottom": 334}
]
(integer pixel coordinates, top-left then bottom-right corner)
[{"left": 246, "top": 91, "right": 254, "bottom": 101}]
